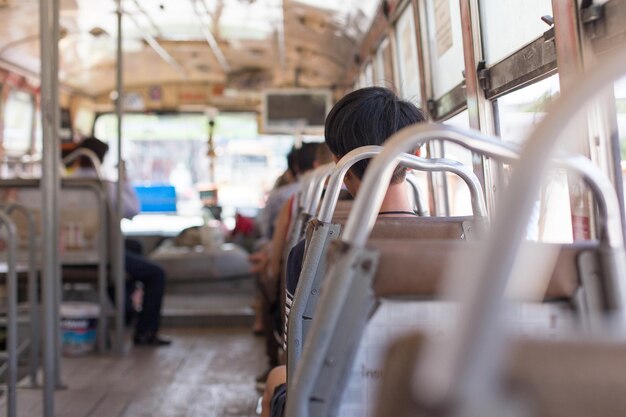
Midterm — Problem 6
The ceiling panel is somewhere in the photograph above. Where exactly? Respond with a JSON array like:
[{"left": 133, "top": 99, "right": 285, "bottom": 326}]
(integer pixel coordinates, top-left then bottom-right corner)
[{"left": 0, "top": 0, "right": 377, "bottom": 98}]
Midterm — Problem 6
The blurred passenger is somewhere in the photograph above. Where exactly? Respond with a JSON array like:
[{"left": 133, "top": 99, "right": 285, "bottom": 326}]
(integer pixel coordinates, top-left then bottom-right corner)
[
  {"left": 256, "top": 148, "right": 300, "bottom": 240},
  {"left": 68, "top": 137, "right": 171, "bottom": 347},
  {"left": 263, "top": 87, "right": 426, "bottom": 417},
  {"left": 250, "top": 142, "right": 321, "bottom": 390}
]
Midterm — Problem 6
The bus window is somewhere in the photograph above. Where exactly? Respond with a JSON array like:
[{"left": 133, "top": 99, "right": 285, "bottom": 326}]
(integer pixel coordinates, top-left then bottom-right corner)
[
  {"left": 74, "top": 107, "right": 95, "bottom": 138},
  {"left": 424, "top": 0, "right": 465, "bottom": 100},
  {"left": 616, "top": 76, "right": 626, "bottom": 209},
  {"left": 496, "top": 75, "right": 560, "bottom": 144},
  {"left": 495, "top": 75, "right": 572, "bottom": 243},
  {"left": 94, "top": 112, "right": 294, "bottom": 227},
  {"left": 374, "top": 38, "right": 395, "bottom": 88},
  {"left": 362, "top": 62, "right": 374, "bottom": 88},
  {"left": 479, "top": 0, "right": 553, "bottom": 65},
  {"left": 443, "top": 110, "right": 473, "bottom": 216},
  {"left": 393, "top": 2, "right": 421, "bottom": 105},
  {"left": 3, "top": 89, "right": 35, "bottom": 156}
]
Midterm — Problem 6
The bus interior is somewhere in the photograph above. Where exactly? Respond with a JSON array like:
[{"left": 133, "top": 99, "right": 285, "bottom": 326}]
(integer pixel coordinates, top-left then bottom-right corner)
[{"left": 0, "top": 0, "right": 626, "bottom": 416}]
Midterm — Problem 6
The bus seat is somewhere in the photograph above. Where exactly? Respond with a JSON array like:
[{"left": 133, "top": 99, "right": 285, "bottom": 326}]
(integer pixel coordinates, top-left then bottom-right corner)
[
  {"left": 370, "top": 239, "right": 596, "bottom": 300},
  {"left": 369, "top": 216, "right": 474, "bottom": 240},
  {"left": 292, "top": 238, "right": 601, "bottom": 417},
  {"left": 374, "top": 332, "right": 626, "bottom": 417},
  {"left": 0, "top": 180, "right": 110, "bottom": 267},
  {"left": 315, "top": 216, "right": 473, "bottom": 240},
  {"left": 0, "top": 178, "right": 114, "bottom": 353},
  {"left": 286, "top": 216, "right": 476, "bottom": 386}
]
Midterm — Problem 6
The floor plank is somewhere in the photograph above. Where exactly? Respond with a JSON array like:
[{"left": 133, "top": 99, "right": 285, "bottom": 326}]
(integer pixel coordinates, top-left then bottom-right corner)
[{"left": 6, "top": 328, "right": 264, "bottom": 417}]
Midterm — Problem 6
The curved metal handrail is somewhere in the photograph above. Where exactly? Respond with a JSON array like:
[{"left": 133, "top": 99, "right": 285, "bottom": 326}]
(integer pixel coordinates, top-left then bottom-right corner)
[
  {"left": 61, "top": 148, "right": 103, "bottom": 179},
  {"left": 318, "top": 144, "right": 490, "bottom": 223},
  {"left": 2, "top": 204, "right": 39, "bottom": 387},
  {"left": 405, "top": 173, "right": 428, "bottom": 216},
  {"left": 0, "top": 211, "right": 18, "bottom": 416},
  {"left": 413, "top": 46, "right": 626, "bottom": 410},
  {"left": 305, "top": 163, "right": 335, "bottom": 215},
  {"left": 340, "top": 125, "right": 518, "bottom": 245},
  {"left": 288, "top": 121, "right": 626, "bottom": 417}
]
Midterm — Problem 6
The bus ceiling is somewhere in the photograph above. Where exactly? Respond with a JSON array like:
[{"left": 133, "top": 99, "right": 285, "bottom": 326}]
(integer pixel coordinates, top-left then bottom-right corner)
[{"left": 0, "top": 0, "right": 380, "bottom": 104}]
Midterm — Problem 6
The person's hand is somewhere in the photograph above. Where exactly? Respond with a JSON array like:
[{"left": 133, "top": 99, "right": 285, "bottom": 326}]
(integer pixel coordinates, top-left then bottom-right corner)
[{"left": 248, "top": 250, "right": 269, "bottom": 275}]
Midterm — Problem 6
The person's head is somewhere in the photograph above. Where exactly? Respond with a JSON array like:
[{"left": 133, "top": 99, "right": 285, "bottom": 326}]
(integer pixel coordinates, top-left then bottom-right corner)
[
  {"left": 287, "top": 148, "right": 298, "bottom": 176},
  {"left": 294, "top": 142, "right": 318, "bottom": 175},
  {"left": 314, "top": 142, "right": 334, "bottom": 167},
  {"left": 324, "top": 87, "right": 426, "bottom": 194},
  {"left": 77, "top": 136, "right": 109, "bottom": 167}
]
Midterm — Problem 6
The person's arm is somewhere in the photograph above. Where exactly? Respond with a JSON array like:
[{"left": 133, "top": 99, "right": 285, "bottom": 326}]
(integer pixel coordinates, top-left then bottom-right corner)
[
  {"left": 268, "top": 199, "right": 292, "bottom": 283},
  {"left": 121, "top": 180, "right": 140, "bottom": 219},
  {"left": 120, "top": 162, "right": 140, "bottom": 219}
]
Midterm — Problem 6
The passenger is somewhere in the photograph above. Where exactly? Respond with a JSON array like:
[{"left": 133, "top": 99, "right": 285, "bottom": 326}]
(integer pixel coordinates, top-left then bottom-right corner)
[
  {"left": 263, "top": 87, "right": 426, "bottom": 417},
  {"left": 68, "top": 137, "right": 171, "bottom": 347},
  {"left": 250, "top": 142, "right": 322, "bottom": 391},
  {"left": 256, "top": 148, "right": 300, "bottom": 241},
  {"left": 250, "top": 149, "right": 300, "bottom": 343}
]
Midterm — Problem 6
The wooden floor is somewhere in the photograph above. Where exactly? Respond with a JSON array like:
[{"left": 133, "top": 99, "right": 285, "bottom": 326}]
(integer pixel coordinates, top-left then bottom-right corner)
[{"left": 8, "top": 328, "right": 265, "bottom": 417}]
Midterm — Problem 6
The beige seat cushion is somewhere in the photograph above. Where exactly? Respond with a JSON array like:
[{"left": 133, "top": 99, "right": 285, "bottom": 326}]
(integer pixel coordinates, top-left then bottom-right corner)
[
  {"left": 375, "top": 333, "right": 626, "bottom": 417},
  {"left": 368, "top": 240, "right": 597, "bottom": 300}
]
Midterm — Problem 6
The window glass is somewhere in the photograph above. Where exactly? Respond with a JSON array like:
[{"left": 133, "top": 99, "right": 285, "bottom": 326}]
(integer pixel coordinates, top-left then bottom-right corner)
[
  {"left": 3, "top": 89, "right": 34, "bottom": 156},
  {"left": 374, "top": 38, "right": 395, "bottom": 88},
  {"left": 394, "top": 2, "right": 422, "bottom": 104},
  {"left": 496, "top": 75, "right": 560, "bottom": 144},
  {"left": 616, "top": 76, "right": 626, "bottom": 209},
  {"left": 74, "top": 107, "right": 96, "bottom": 137},
  {"left": 442, "top": 110, "right": 473, "bottom": 216},
  {"left": 363, "top": 62, "right": 374, "bottom": 87},
  {"left": 425, "top": 0, "right": 465, "bottom": 99},
  {"left": 356, "top": 72, "right": 366, "bottom": 90},
  {"left": 479, "top": 0, "right": 553, "bottom": 65},
  {"left": 94, "top": 113, "right": 294, "bottom": 222},
  {"left": 495, "top": 75, "right": 571, "bottom": 243}
]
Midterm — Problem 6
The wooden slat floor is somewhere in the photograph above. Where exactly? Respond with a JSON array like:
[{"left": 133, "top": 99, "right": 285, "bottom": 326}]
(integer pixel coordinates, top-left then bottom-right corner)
[{"left": 7, "top": 328, "right": 265, "bottom": 417}]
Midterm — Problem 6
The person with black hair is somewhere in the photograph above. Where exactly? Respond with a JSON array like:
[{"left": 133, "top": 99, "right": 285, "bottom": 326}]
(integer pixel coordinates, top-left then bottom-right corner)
[
  {"left": 68, "top": 137, "right": 171, "bottom": 347},
  {"left": 256, "top": 147, "right": 300, "bottom": 241},
  {"left": 249, "top": 142, "right": 323, "bottom": 391},
  {"left": 261, "top": 87, "right": 426, "bottom": 417}
]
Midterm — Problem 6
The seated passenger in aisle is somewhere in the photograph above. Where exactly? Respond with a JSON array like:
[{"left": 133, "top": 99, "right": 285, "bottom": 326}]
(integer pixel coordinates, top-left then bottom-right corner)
[
  {"left": 68, "top": 137, "right": 171, "bottom": 347},
  {"left": 262, "top": 86, "right": 426, "bottom": 417},
  {"left": 256, "top": 148, "right": 300, "bottom": 241},
  {"left": 250, "top": 142, "right": 328, "bottom": 390}
]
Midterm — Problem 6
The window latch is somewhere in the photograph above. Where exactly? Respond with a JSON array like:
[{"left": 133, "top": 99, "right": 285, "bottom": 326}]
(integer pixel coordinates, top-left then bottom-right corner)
[
  {"left": 581, "top": 3, "right": 605, "bottom": 25},
  {"left": 477, "top": 61, "right": 490, "bottom": 92},
  {"left": 426, "top": 99, "right": 437, "bottom": 119}
]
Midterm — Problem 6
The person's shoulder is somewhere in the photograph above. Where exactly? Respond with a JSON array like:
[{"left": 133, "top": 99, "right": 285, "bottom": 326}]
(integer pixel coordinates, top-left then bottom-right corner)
[
  {"left": 286, "top": 239, "right": 306, "bottom": 294},
  {"left": 275, "top": 182, "right": 300, "bottom": 197},
  {"left": 68, "top": 167, "right": 98, "bottom": 179}
]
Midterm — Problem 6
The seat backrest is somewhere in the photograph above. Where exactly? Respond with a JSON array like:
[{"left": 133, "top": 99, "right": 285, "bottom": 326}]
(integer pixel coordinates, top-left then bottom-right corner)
[
  {"left": 370, "top": 239, "right": 595, "bottom": 300},
  {"left": 292, "top": 239, "right": 598, "bottom": 417},
  {"left": 374, "top": 332, "right": 626, "bottom": 417},
  {"left": 0, "top": 179, "right": 110, "bottom": 266},
  {"left": 286, "top": 216, "right": 477, "bottom": 389}
]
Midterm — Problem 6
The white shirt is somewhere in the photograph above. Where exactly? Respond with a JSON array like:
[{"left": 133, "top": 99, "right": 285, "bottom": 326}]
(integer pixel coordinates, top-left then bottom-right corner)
[{"left": 69, "top": 167, "right": 140, "bottom": 220}]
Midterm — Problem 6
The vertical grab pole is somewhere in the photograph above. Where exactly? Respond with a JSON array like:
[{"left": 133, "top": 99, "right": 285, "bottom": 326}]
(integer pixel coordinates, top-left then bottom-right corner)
[
  {"left": 1, "top": 213, "right": 18, "bottom": 417},
  {"left": 39, "top": 0, "right": 60, "bottom": 413},
  {"left": 114, "top": 0, "right": 126, "bottom": 354},
  {"left": 51, "top": 0, "right": 62, "bottom": 388}
]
